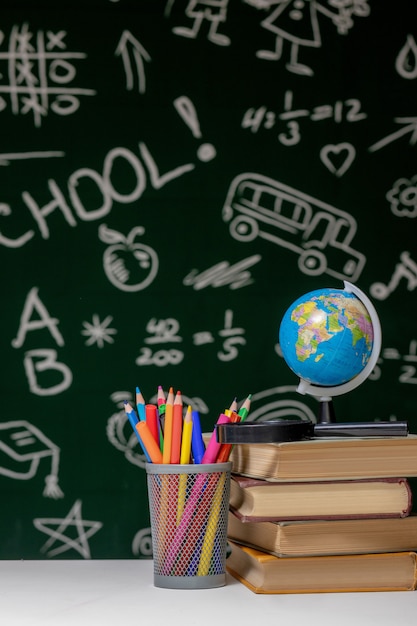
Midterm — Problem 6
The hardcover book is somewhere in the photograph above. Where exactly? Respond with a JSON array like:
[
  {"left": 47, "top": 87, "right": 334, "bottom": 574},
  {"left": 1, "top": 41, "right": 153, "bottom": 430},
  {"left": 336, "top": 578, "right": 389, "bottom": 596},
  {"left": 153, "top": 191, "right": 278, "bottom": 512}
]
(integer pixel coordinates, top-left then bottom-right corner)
[
  {"left": 226, "top": 541, "right": 417, "bottom": 594},
  {"left": 227, "top": 511, "right": 417, "bottom": 557},
  {"left": 227, "top": 434, "right": 417, "bottom": 481},
  {"left": 229, "top": 475, "right": 412, "bottom": 521}
]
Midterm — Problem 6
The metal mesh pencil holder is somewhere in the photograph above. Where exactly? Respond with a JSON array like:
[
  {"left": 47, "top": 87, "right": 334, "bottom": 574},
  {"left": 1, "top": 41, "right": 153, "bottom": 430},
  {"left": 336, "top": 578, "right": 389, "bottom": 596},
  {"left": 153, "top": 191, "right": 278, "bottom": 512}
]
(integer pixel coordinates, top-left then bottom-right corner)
[{"left": 146, "top": 462, "right": 232, "bottom": 589}]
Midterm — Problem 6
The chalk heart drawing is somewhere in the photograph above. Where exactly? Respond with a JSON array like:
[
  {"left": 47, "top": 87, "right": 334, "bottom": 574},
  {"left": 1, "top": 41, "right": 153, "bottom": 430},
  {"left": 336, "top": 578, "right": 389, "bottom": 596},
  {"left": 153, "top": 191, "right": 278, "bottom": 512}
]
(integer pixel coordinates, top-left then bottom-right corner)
[{"left": 320, "top": 143, "right": 356, "bottom": 177}]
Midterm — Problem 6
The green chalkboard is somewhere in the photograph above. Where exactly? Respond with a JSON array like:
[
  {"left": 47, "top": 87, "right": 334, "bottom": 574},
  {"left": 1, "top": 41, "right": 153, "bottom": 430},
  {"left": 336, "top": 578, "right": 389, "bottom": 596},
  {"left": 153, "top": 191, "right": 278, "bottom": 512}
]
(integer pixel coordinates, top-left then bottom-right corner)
[{"left": 1, "top": 0, "right": 417, "bottom": 559}]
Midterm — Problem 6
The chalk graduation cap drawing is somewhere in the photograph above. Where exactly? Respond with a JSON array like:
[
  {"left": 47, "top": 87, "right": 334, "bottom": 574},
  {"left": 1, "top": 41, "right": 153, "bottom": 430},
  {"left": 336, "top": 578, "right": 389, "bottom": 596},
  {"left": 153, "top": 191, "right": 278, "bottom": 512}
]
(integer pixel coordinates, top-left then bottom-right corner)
[{"left": 0, "top": 420, "right": 63, "bottom": 498}]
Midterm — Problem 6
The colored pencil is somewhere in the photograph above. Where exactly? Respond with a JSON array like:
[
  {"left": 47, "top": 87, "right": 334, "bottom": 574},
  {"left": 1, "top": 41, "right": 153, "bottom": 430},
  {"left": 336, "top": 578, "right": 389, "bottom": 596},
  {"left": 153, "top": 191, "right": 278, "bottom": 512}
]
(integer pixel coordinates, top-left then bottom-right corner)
[
  {"left": 191, "top": 410, "right": 205, "bottom": 464},
  {"left": 136, "top": 421, "right": 163, "bottom": 464},
  {"left": 180, "top": 405, "right": 193, "bottom": 464},
  {"left": 237, "top": 393, "right": 252, "bottom": 421},
  {"left": 145, "top": 403, "right": 159, "bottom": 446},
  {"left": 170, "top": 390, "right": 183, "bottom": 464},
  {"left": 201, "top": 413, "right": 231, "bottom": 464},
  {"left": 123, "top": 401, "right": 151, "bottom": 462},
  {"left": 135, "top": 386, "right": 146, "bottom": 421},
  {"left": 157, "top": 385, "right": 166, "bottom": 417},
  {"left": 216, "top": 411, "right": 240, "bottom": 463},
  {"left": 162, "top": 386, "right": 174, "bottom": 464}
]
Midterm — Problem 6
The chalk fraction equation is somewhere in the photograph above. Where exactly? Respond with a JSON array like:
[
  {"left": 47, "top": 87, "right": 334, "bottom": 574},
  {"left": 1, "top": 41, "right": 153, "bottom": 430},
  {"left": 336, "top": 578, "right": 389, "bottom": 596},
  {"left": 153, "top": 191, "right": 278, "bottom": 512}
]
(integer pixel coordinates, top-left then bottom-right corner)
[{"left": 136, "top": 310, "right": 246, "bottom": 367}]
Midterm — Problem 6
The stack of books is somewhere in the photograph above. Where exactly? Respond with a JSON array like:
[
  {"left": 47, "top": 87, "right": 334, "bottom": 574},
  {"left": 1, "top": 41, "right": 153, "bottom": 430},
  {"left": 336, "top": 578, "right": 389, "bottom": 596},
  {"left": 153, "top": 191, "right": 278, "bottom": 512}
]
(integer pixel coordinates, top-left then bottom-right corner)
[{"left": 225, "top": 434, "right": 417, "bottom": 593}]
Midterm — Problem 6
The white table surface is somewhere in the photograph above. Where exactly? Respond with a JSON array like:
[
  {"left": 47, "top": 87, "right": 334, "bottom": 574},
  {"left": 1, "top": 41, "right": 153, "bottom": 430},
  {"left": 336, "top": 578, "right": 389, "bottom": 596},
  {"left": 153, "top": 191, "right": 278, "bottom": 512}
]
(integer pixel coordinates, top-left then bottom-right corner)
[{"left": 0, "top": 559, "right": 416, "bottom": 626}]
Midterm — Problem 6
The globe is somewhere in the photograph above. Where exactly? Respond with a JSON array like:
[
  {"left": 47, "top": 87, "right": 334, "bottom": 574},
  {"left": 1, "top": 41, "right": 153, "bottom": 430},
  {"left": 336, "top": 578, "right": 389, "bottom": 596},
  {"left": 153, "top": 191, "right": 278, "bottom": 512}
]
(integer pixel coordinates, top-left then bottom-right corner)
[{"left": 279, "top": 284, "right": 378, "bottom": 391}]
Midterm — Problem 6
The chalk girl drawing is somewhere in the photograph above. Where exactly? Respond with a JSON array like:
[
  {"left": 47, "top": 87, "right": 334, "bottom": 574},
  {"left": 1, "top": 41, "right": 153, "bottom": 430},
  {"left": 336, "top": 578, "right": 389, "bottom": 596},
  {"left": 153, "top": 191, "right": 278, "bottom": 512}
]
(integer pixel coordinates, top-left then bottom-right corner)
[
  {"left": 99, "top": 224, "right": 159, "bottom": 292},
  {"left": 0, "top": 420, "right": 63, "bottom": 498},
  {"left": 222, "top": 172, "right": 365, "bottom": 281},
  {"left": 244, "top": 0, "right": 370, "bottom": 76},
  {"left": 169, "top": 0, "right": 231, "bottom": 46}
]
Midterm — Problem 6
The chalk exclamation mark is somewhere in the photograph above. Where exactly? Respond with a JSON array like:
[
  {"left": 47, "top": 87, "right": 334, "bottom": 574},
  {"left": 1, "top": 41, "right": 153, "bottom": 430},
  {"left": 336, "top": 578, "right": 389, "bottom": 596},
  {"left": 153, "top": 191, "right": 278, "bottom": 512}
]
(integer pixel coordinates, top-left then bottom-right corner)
[{"left": 173, "top": 96, "right": 216, "bottom": 162}]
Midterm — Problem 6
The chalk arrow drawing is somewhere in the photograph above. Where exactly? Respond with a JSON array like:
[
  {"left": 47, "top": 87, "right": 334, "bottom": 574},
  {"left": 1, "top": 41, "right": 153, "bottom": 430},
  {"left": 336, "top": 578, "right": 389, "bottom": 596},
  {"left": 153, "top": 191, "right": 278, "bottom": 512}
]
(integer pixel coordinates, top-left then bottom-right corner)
[
  {"left": 115, "top": 30, "right": 151, "bottom": 93},
  {"left": 369, "top": 117, "right": 417, "bottom": 153}
]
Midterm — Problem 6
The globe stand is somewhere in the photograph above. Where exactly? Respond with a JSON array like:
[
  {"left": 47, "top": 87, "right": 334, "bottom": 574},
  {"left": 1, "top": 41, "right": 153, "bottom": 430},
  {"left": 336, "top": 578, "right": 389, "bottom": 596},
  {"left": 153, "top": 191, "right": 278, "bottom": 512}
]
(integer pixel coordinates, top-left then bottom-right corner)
[{"left": 318, "top": 396, "right": 336, "bottom": 424}]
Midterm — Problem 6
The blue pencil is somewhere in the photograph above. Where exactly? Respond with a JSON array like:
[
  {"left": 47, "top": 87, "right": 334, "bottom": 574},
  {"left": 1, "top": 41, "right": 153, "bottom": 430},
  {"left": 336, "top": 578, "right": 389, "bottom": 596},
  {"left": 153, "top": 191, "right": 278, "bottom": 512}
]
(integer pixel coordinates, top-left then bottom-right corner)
[
  {"left": 124, "top": 401, "right": 151, "bottom": 462},
  {"left": 191, "top": 410, "right": 205, "bottom": 464}
]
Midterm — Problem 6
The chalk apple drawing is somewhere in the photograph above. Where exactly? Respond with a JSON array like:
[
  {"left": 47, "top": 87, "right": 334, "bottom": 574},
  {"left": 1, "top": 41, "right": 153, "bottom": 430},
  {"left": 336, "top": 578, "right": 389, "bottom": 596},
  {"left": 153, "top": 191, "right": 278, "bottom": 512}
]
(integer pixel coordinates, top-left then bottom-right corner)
[{"left": 99, "top": 223, "right": 159, "bottom": 292}]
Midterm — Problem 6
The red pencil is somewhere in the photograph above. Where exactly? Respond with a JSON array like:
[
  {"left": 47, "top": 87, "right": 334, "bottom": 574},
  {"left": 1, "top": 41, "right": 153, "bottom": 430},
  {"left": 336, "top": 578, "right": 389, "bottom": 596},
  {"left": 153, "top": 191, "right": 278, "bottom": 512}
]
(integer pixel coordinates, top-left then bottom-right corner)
[
  {"left": 162, "top": 387, "right": 175, "bottom": 464},
  {"left": 170, "top": 390, "right": 183, "bottom": 464},
  {"left": 145, "top": 404, "right": 159, "bottom": 446}
]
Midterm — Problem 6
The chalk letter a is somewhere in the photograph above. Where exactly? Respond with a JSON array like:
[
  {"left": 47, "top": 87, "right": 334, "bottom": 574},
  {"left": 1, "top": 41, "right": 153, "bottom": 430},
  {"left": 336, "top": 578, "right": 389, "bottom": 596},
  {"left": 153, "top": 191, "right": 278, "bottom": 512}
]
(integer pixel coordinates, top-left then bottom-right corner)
[{"left": 12, "top": 287, "right": 65, "bottom": 348}]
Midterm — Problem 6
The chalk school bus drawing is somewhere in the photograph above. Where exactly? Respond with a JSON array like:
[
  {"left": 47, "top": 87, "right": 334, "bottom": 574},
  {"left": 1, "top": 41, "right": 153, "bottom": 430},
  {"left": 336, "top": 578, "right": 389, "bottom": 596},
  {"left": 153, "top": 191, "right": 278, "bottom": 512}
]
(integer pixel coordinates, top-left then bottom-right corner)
[{"left": 222, "top": 173, "right": 365, "bottom": 282}]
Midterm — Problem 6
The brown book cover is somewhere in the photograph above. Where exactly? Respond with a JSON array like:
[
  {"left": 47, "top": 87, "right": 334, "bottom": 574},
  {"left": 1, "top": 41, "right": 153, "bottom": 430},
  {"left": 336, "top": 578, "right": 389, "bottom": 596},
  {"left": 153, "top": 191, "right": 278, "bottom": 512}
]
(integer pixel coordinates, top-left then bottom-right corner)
[
  {"left": 229, "top": 475, "right": 412, "bottom": 521},
  {"left": 227, "top": 511, "right": 417, "bottom": 557},
  {"left": 226, "top": 541, "right": 417, "bottom": 594},
  {"left": 227, "top": 434, "right": 417, "bottom": 481}
]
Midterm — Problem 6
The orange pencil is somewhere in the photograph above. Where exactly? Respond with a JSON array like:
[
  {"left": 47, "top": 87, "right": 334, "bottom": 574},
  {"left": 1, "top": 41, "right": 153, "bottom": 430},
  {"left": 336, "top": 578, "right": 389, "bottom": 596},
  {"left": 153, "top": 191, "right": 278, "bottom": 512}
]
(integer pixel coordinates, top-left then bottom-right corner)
[
  {"left": 162, "top": 386, "right": 175, "bottom": 464},
  {"left": 136, "top": 421, "right": 163, "bottom": 464},
  {"left": 170, "top": 390, "right": 183, "bottom": 464},
  {"left": 216, "top": 411, "right": 240, "bottom": 463}
]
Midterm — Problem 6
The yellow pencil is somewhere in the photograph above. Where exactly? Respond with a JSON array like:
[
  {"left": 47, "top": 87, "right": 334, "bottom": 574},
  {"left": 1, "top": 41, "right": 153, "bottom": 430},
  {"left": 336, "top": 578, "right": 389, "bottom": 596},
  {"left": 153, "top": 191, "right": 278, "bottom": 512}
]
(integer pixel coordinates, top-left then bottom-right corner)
[
  {"left": 177, "top": 405, "right": 193, "bottom": 525},
  {"left": 197, "top": 472, "right": 226, "bottom": 576},
  {"left": 180, "top": 405, "right": 193, "bottom": 464}
]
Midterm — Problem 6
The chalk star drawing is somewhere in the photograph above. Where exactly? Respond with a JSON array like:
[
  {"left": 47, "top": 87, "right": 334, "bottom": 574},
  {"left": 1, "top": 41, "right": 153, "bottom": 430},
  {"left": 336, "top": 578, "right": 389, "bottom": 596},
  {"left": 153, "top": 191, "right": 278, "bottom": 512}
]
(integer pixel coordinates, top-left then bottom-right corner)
[
  {"left": 33, "top": 499, "right": 103, "bottom": 558},
  {"left": 81, "top": 314, "right": 117, "bottom": 348}
]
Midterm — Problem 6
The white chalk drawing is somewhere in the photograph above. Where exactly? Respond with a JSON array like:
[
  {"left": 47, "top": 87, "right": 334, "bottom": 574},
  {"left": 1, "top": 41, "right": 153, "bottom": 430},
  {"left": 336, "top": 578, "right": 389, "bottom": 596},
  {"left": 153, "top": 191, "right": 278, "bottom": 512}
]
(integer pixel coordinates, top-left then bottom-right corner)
[
  {"left": 33, "top": 499, "right": 103, "bottom": 558},
  {"left": 99, "top": 224, "right": 159, "bottom": 292},
  {"left": 115, "top": 31, "right": 151, "bottom": 93},
  {"left": 0, "top": 151, "right": 65, "bottom": 167},
  {"left": 81, "top": 314, "right": 118, "bottom": 348},
  {"left": 0, "top": 24, "right": 95, "bottom": 127},
  {"left": 0, "top": 142, "right": 197, "bottom": 249},
  {"left": 0, "top": 420, "right": 63, "bottom": 498},
  {"left": 135, "top": 318, "right": 184, "bottom": 367},
  {"left": 135, "top": 310, "right": 246, "bottom": 366},
  {"left": 106, "top": 391, "right": 148, "bottom": 468},
  {"left": 170, "top": 0, "right": 231, "bottom": 46},
  {"left": 242, "top": 91, "right": 367, "bottom": 145},
  {"left": 244, "top": 0, "right": 370, "bottom": 77},
  {"left": 132, "top": 527, "right": 153, "bottom": 557},
  {"left": 368, "top": 117, "right": 417, "bottom": 153},
  {"left": 395, "top": 34, "right": 417, "bottom": 80},
  {"left": 12, "top": 287, "right": 73, "bottom": 396},
  {"left": 244, "top": 385, "right": 317, "bottom": 423},
  {"left": 319, "top": 142, "right": 356, "bottom": 177},
  {"left": 386, "top": 175, "right": 417, "bottom": 218},
  {"left": 174, "top": 96, "right": 216, "bottom": 162},
  {"left": 222, "top": 172, "right": 365, "bottom": 281},
  {"left": 378, "top": 341, "right": 417, "bottom": 386},
  {"left": 370, "top": 251, "right": 417, "bottom": 301},
  {"left": 183, "top": 254, "right": 262, "bottom": 290}
]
